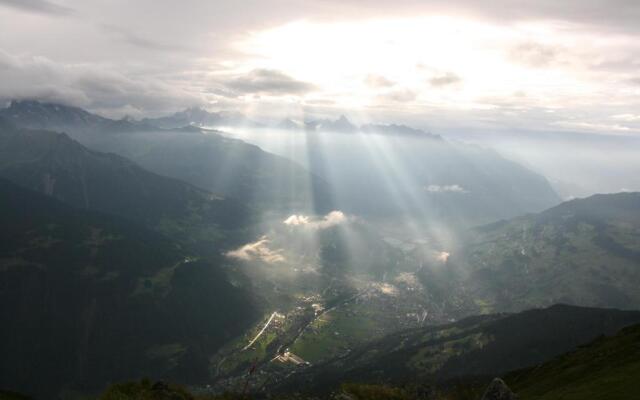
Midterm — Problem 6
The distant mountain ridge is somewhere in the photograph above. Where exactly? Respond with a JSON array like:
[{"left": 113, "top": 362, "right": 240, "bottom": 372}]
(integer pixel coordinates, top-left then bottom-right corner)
[
  {"left": 537, "top": 191, "right": 640, "bottom": 223},
  {"left": 0, "top": 100, "right": 157, "bottom": 134},
  {"left": 0, "top": 101, "right": 335, "bottom": 215},
  {"left": 0, "top": 118, "right": 253, "bottom": 251},
  {"left": 0, "top": 100, "right": 563, "bottom": 224},
  {"left": 142, "top": 107, "right": 558, "bottom": 224},
  {"left": 141, "top": 107, "right": 261, "bottom": 129},
  {"left": 299, "top": 115, "right": 442, "bottom": 138},
  {"left": 295, "top": 131, "right": 560, "bottom": 223},
  {"left": 137, "top": 105, "right": 440, "bottom": 138}
]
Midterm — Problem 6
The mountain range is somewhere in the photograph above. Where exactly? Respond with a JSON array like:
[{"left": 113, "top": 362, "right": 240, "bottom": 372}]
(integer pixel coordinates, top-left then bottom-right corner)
[
  {"left": 139, "top": 106, "right": 438, "bottom": 139},
  {"left": 0, "top": 101, "right": 334, "bottom": 215},
  {"left": 1, "top": 99, "right": 639, "bottom": 400},
  {"left": 0, "top": 118, "right": 252, "bottom": 252},
  {"left": 126, "top": 103, "right": 562, "bottom": 225},
  {"left": 0, "top": 100, "right": 156, "bottom": 135},
  {"left": 141, "top": 107, "right": 260, "bottom": 130},
  {"left": 0, "top": 101, "right": 562, "bottom": 225}
]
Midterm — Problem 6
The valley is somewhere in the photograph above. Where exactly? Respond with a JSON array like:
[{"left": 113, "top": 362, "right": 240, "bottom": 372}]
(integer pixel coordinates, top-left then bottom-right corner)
[
  {"left": 0, "top": 101, "right": 639, "bottom": 399},
  {"left": 3, "top": 3, "right": 640, "bottom": 398}
]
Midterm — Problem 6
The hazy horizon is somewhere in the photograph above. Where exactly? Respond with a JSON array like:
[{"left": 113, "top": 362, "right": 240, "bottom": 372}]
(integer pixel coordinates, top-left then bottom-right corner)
[{"left": 1, "top": 0, "right": 639, "bottom": 133}]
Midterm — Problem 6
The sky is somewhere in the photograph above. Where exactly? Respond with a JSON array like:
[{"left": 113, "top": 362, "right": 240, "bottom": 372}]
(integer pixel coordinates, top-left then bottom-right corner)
[{"left": 1, "top": 0, "right": 640, "bottom": 136}]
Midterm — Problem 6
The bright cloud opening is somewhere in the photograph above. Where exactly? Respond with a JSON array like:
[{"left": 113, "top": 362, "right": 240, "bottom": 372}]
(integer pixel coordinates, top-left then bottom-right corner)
[
  {"left": 283, "top": 210, "right": 348, "bottom": 229},
  {"left": 226, "top": 236, "right": 285, "bottom": 264}
]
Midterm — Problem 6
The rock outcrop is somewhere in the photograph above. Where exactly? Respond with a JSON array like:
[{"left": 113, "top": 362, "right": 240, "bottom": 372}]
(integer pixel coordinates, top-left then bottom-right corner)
[{"left": 480, "top": 378, "right": 517, "bottom": 400}]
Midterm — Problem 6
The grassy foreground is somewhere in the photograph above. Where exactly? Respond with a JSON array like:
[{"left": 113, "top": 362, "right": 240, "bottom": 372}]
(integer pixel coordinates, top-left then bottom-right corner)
[{"left": 3, "top": 324, "right": 638, "bottom": 400}]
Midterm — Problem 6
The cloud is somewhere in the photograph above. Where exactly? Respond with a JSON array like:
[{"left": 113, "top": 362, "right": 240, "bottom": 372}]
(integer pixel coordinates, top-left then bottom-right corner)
[
  {"left": 0, "top": 0, "right": 639, "bottom": 130},
  {"left": 551, "top": 120, "right": 632, "bottom": 133},
  {"left": 283, "top": 214, "right": 311, "bottom": 226},
  {"left": 436, "top": 251, "right": 450, "bottom": 263},
  {"left": 319, "top": 210, "right": 348, "bottom": 228},
  {"left": 317, "top": 0, "right": 640, "bottom": 35},
  {"left": 101, "top": 25, "right": 190, "bottom": 52},
  {"left": 365, "top": 74, "right": 396, "bottom": 88},
  {"left": 509, "top": 42, "right": 560, "bottom": 68},
  {"left": 226, "top": 236, "right": 285, "bottom": 263},
  {"left": 0, "top": 0, "right": 72, "bottom": 16},
  {"left": 426, "top": 184, "right": 468, "bottom": 193},
  {"left": 611, "top": 114, "right": 640, "bottom": 122},
  {"left": 429, "top": 72, "right": 461, "bottom": 87},
  {"left": 283, "top": 210, "right": 348, "bottom": 229},
  {"left": 383, "top": 88, "right": 418, "bottom": 103},
  {"left": 222, "top": 69, "right": 316, "bottom": 97},
  {"left": 0, "top": 49, "right": 202, "bottom": 118}
]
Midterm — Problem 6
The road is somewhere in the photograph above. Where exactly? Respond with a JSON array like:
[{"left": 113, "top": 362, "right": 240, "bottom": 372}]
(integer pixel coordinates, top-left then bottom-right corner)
[{"left": 243, "top": 311, "right": 279, "bottom": 351}]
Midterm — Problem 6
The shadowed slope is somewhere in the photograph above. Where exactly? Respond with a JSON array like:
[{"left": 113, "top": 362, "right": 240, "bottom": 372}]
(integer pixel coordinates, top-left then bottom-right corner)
[{"left": 0, "top": 179, "right": 258, "bottom": 398}]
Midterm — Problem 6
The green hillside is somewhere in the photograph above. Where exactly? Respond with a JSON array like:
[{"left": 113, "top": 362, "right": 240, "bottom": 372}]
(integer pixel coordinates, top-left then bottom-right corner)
[
  {"left": 0, "top": 179, "right": 258, "bottom": 399},
  {"left": 273, "top": 304, "right": 640, "bottom": 393},
  {"left": 504, "top": 323, "right": 640, "bottom": 400},
  {"left": 0, "top": 118, "right": 253, "bottom": 253},
  {"left": 455, "top": 192, "right": 640, "bottom": 312},
  {"left": 50, "top": 319, "right": 640, "bottom": 400}
]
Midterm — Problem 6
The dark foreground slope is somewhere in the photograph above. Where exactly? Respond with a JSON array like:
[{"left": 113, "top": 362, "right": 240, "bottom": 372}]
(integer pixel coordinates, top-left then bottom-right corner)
[
  {"left": 504, "top": 323, "right": 640, "bottom": 400},
  {"left": 47, "top": 308, "right": 640, "bottom": 400},
  {"left": 0, "top": 180, "right": 258, "bottom": 399},
  {"left": 273, "top": 305, "right": 640, "bottom": 393}
]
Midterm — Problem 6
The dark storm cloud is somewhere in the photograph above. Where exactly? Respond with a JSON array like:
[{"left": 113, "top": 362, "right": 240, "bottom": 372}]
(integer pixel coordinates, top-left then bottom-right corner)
[
  {"left": 223, "top": 69, "right": 316, "bottom": 96},
  {"left": 0, "top": 50, "right": 202, "bottom": 117},
  {"left": 0, "top": 0, "right": 72, "bottom": 15}
]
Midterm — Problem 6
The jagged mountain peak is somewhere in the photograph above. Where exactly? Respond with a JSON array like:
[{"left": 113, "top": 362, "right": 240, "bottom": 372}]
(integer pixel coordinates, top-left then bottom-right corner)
[
  {"left": 361, "top": 122, "right": 441, "bottom": 138},
  {"left": 4, "top": 99, "right": 106, "bottom": 126},
  {"left": 312, "top": 114, "right": 358, "bottom": 132},
  {"left": 142, "top": 106, "right": 255, "bottom": 129},
  {"left": 0, "top": 99, "right": 156, "bottom": 135}
]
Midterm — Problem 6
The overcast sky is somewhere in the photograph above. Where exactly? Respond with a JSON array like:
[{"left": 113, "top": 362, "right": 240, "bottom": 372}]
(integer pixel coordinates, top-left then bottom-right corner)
[{"left": 1, "top": 0, "right": 640, "bottom": 135}]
